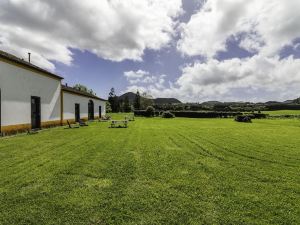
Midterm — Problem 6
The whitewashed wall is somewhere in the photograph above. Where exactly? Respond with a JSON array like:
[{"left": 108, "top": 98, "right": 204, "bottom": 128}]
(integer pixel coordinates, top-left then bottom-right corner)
[
  {"left": 63, "top": 91, "right": 106, "bottom": 121},
  {"left": 0, "top": 61, "right": 61, "bottom": 127}
]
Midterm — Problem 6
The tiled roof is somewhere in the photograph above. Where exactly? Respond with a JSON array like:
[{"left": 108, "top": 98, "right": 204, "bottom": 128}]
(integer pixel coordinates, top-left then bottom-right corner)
[
  {"left": 0, "top": 50, "right": 63, "bottom": 80},
  {"left": 62, "top": 85, "right": 107, "bottom": 101}
]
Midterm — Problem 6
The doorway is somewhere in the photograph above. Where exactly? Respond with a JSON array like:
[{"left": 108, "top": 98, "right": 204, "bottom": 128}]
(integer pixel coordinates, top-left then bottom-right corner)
[
  {"left": 31, "top": 96, "right": 41, "bottom": 129},
  {"left": 99, "top": 106, "right": 102, "bottom": 118},
  {"left": 88, "top": 100, "right": 94, "bottom": 120},
  {"left": 75, "top": 103, "right": 80, "bottom": 122}
]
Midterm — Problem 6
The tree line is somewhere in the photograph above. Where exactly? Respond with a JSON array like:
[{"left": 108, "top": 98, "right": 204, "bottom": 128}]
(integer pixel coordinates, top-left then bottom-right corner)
[{"left": 107, "top": 88, "right": 154, "bottom": 113}]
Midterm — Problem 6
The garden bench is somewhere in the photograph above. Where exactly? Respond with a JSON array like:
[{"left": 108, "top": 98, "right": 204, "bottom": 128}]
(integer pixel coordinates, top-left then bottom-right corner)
[
  {"left": 79, "top": 119, "right": 88, "bottom": 126},
  {"left": 66, "top": 120, "right": 79, "bottom": 129},
  {"left": 99, "top": 115, "right": 111, "bottom": 122},
  {"left": 110, "top": 120, "right": 128, "bottom": 128}
]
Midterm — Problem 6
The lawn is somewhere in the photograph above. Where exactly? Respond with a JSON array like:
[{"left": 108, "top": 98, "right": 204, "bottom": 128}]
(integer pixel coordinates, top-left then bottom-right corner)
[{"left": 0, "top": 116, "right": 300, "bottom": 224}]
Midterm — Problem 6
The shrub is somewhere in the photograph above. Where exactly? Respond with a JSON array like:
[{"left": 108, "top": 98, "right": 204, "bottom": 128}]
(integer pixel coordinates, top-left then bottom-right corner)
[
  {"left": 134, "top": 110, "right": 160, "bottom": 117},
  {"left": 145, "top": 106, "right": 155, "bottom": 117},
  {"left": 235, "top": 115, "right": 252, "bottom": 123},
  {"left": 243, "top": 113, "right": 268, "bottom": 119},
  {"left": 161, "top": 111, "right": 175, "bottom": 118}
]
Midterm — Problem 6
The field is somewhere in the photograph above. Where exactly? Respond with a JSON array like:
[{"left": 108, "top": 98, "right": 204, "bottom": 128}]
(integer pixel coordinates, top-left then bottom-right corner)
[
  {"left": 0, "top": 115, "right": 300, "bottom": 224},
  {"left": 263, "top": 110, "right": 300, "bottom": 116}
]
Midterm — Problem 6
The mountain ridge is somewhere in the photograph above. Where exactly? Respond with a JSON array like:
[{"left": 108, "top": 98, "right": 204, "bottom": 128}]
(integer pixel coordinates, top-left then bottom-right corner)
[{"left": 119, "top": 92, "right": 182, "bottom": 104}]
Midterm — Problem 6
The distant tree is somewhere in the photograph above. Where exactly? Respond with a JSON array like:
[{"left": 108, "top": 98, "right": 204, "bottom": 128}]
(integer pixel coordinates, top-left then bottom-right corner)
[
  {"left": 293, "top": 97, "right": 300, "bottom": 104},
  {"left": 73, "top": 84, "right": 88, "bottom": 92},
  {"left": 88, "top": 89, "right": 96, "bottom": 95},
  {"left": 106, "top": 101, "right": 112, "bottom": 113},
  {"left": 141, "top": 92, "right": 154, "bottom": 109},
  {"left": 73, "top": 84, "right": 96, "bottom": 95},
  {"left": 123, "top": 96, "right": 131, "bottom": 112},
  {"left": 119, "top": 98, "right": 124, "bottom": 112},
  {"left": 134, "top": 90, "right": 141, "bottom": 110},
  {"left": 109, "top": 87, "right": 115, "bottom": 98},
  {"left": 145, "top": 106, "right": 155, "bottom": 117},
  {"left": 108, "top": 88, "right": 120, "bottom": 112}
]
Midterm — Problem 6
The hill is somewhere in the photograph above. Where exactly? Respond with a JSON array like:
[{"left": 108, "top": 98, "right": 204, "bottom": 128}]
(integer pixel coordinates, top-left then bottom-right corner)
[
  {"left": 154, "top": 98, "right": 181, "bottom": 104},
  {"left": 119, "top": 92, "right": 181, "bottom": 104}
]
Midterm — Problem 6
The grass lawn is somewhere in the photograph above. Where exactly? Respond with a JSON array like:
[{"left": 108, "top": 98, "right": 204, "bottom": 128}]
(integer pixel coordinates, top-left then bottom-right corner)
[
  {"left": 0, "top": 115, "right": 300, "bottom": 224},
  {"left": 263, "top": 110, "right": 300, "bottom": 116}
]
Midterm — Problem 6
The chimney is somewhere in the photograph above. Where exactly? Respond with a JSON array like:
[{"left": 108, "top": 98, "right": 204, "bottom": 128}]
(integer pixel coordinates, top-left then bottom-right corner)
[{"left": 28, "top": 52, "right": 31, "bottom": 63}]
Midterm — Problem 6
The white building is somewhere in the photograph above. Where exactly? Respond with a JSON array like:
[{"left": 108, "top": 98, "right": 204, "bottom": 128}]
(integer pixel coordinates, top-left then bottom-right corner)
[
  {"left": 62, "top": 85, "right": 106, "bottom": 124},
  {"left": 0, "top": 50, "right": 106, "bottom": 135}
]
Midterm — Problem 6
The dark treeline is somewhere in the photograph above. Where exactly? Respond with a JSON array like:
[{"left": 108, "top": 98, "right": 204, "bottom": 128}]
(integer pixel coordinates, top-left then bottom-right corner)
[
  {"left": 107, "top": 88, "right": 154, "bottom": 113},
  {"left": 107, "top": 88, "right": 300, "bottom": 113}
]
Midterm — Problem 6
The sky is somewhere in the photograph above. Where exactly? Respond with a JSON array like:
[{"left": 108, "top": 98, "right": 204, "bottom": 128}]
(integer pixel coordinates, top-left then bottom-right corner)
[{"left": 1, "top": 0, "right": 300, "bottom": 102}]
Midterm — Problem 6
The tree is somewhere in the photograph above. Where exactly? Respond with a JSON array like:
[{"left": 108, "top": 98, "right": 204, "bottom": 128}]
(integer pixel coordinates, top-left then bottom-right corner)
[
  {"left": 134, "top": 90, "right": 141, "bottom": 110},
  {"left": 108, "top": 87, "right": 120, "bottom": 112},
  {"left": 145, "top": 106, "right": 155, "bottom": 117},
  {"left": 106, "top": 101, "right": 112, "bottom": 113},
  {"left": 73, "top": 84, "right": 96, "bottom": 95},
  {"left": 141, "top": 92, "right": 154, "bottom": 109},
  {"left": 123, "top": 96, "right": 131, "bottom": 112},
  {"left": 118, "top": 98, "right": 124, "bottom": 112},
  {"left": 293, "top": 97, "right": 300, "bottom": 104},
  {"left": 74, "top": 84, "right": 93, "bottom": 93},
  {"left": 73, "top": 84, "right": 88, "bottom": 92}
]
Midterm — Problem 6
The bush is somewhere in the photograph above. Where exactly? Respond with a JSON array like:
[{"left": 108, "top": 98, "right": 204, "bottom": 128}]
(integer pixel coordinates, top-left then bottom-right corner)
[
  {"left": 235, "top": 115, "right": 252, "bottom": 123},
  {"left": 161, "top": 111, "right": 175, "bottom": 118},
  {"left": 145, "top": 106, "right": 155, "bottom": 117},
  {"left": 243, "top": 113, "right": 268, "bottom": 119}
]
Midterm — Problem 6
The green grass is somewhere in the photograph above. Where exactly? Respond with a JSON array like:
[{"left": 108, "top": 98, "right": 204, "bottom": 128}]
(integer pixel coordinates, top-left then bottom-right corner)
[
  {"left": 263, "top": 110, "right": 300, "bottom": 115},
  {"left": 1, "top": 115, "right": 300, "bottom": 224}
]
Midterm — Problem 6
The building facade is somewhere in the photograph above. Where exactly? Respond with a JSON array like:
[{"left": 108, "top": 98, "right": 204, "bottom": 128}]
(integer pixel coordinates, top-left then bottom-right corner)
[
  {"left": 62, "top": 85, "right": 106, "bottom": 124},
  {"left": 0, "top": 50, "right": 106, "bottom": 135}
]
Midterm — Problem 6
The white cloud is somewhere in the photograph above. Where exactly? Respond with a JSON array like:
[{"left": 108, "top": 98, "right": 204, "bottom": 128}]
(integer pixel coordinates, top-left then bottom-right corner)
[
  {"left": 176, "top": 55, "right": 300, "bottom": 101},
  {"left": 124, "top": 70, "right": 149, "bottom": 79},
  {"left": 177, "top": 0, "right": 300, "bottom": 58},
  {"left": 125, "top": 56, "right": 300, "bottom": 102},
  {"left": 0, "top": 0, "right": 182, "bottom": 70},
  {"left": 124, "top": 70, "right": 167, "bottom": 90}
]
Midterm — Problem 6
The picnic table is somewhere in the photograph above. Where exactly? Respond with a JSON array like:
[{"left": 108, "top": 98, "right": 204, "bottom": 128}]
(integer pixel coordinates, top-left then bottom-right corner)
[
  {"left": 125, "top": 115, "right": 135, "bottom": 121},
  {"left": 110, "top": 120, "right": 128, "bottom": 128}
]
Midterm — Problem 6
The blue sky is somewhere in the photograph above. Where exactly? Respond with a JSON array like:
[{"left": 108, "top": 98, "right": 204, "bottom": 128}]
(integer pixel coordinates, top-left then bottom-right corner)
[{"left": 1, "top": 0, "right": 300, "bottom": 102}]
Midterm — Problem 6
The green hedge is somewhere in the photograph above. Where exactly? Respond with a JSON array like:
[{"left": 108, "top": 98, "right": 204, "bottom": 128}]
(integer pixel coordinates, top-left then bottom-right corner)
[{"left": 134, "top": 110, "right": 242, "bottom": 118}]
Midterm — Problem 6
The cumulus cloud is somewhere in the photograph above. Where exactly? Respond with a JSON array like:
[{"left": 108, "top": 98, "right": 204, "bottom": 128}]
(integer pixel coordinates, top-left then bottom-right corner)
[
  {"left": 175, "top": 56, "right": 300, "bottom": 101},
  {"left": 177, "top": 0, "right": 300, "bottom": 58},
  {"left": 125, "top": 56, "right": 300, "bottom": 102},
  {"left": 124, "top": 70, "right": 149, "bottom": 79},
  {"left": 124, "top": 70, "right": 167, "bottom": 90},
  {"left": 147, "top": 0, "right": 300, "bottom": 102},
  {"left": 0, "top": 0, "right": 182, "bottom": 70},
  {"left": 122, "top": 0, "right": 300, "bottom": 102}
]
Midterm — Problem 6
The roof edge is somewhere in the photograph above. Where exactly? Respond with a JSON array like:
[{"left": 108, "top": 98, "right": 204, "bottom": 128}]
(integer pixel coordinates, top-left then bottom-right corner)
[
  {"left": 62, "top": 85, "right": 107, "bottom": 101},
  {"left": 0, "top": 50, "right": 63, "bottom": 80}
]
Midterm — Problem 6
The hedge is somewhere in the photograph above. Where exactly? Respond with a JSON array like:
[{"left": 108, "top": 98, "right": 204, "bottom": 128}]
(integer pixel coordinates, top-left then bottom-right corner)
[
  {"left": 133, "top": 110, "right": 269, "bottom": 119},
  {"left": 134, "top": 110, "right": 242, "bottom": 118},
  {"left": 170, "top": 111, "right": 242, "bottom": 118},
  {"left": 266, "top": 104, "right": 300, "bottom": 110},
  {"left": 134, "top": 110, "right": 160, "bottom": 117},
  {"left": 245, "top": 113, "right": 268, "bottom": 119}
]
